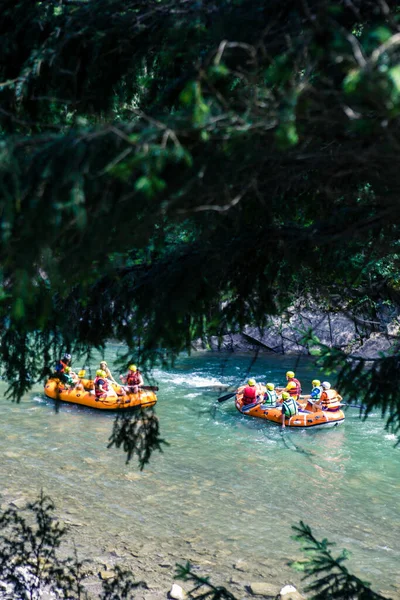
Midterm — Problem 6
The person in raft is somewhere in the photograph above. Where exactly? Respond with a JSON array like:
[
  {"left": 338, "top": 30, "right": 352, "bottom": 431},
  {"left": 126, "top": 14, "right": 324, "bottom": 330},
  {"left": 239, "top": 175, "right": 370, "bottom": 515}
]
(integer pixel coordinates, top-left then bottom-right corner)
[
  {"left": 314, "top": 381, "right": 343, "bottom": 411},
  {"left": 262, "top": 382, "right": 278, "bottom": 408},
  {"left": 99, "top": 360, "right": 117, "bottom": 384},
  {"left": 120, "top": 364, "right": 144, "bottom": 394},
  {"left": 300, "top": 378, "right": 322, "bottom": 399},
  {"left": 59, "top": 366, "right": 76, "bottom": 388},
  {"left": 54, "top": 353, "right": 72, "bottom": 383},
  {"left": 281, "top": 391, "right": 299, "bottom": 428},
  {"left": 276, "top": 371, "right": 302, "bottom": 399},
  {"left": 72, "top": 369, "right": 87, "bottom": 392},
  {"left": 241, "top": 378, "right": 262, "bottom": 406},
  {"left": 310, "top": 379, "right": 323, "bottom": 401},
  {"left": 94, "top": 369, "right": 117, "bottom": 401}
]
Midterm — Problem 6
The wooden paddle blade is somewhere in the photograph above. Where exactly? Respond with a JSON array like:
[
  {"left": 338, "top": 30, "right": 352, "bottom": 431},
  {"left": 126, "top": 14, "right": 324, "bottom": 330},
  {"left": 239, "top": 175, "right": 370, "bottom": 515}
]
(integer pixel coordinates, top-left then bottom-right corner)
[{"left": 218, "top": 392, "right": 236, "bottom": 402}]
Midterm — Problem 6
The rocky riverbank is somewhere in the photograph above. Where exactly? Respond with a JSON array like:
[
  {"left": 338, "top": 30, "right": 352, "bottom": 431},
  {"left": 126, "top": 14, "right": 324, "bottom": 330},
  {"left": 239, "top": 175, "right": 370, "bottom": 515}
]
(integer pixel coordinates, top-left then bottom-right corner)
[
  {"left": 0, "top": 498, "right": 309, "bottom": 600},
  {"left": 0, "top": 491, "right": 311, "bottom": 600},
  {"left": 196, "top": 298, "right": 400, "bottom": 359},
  {"left": 2, "top": 491, "right": 398, "bottom": 599}
]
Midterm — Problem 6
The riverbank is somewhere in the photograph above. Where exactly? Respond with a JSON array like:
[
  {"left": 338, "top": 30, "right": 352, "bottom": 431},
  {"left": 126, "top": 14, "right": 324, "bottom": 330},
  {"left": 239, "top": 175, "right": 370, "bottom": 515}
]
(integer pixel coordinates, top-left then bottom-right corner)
[
  {"left": 0, "top": 494, "right": 309, "bottom": 599},
  {"left": 194, "top": 297, "right": 400, "bottom": 360}
]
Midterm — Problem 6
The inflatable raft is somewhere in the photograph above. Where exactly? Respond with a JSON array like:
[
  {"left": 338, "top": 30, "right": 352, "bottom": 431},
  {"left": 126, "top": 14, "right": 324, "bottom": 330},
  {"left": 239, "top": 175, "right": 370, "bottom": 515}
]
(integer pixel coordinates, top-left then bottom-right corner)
[
  {"left": 44, "top": 378, "right": 157, "bottom": 410},
  {"left": 235, "top": 394, "right": 344, "bottom": 428}
]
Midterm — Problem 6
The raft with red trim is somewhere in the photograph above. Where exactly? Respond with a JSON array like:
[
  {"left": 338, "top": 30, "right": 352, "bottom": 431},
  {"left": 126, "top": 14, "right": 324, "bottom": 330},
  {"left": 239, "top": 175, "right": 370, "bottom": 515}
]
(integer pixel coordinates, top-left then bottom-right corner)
[
  {"left": 44, "top": 378, "right": 157, "bottom": 410},
  {"left": 235, "top": 393, "right": 344, "bottom": 428}
]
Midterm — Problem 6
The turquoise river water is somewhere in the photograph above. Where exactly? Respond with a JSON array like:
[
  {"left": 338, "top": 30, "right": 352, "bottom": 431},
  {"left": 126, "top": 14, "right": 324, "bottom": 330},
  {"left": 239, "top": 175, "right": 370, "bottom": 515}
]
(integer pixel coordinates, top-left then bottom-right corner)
[{"left": 0, "top": 347, "right": 399, "bottom": 597}]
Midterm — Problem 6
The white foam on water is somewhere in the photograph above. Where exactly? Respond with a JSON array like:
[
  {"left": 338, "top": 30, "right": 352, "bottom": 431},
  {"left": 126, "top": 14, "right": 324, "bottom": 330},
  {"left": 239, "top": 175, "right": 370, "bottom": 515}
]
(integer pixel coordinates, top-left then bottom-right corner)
[
  {"left": 156, "top": 372, "right": 227, "bottom": 388},
  {"left": 32, "top": 396, "right": 48, "bottom": 404}
]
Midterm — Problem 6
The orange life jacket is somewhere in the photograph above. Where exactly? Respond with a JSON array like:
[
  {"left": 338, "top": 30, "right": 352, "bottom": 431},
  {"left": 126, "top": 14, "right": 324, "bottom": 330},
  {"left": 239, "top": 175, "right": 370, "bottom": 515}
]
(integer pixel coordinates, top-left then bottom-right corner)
[{"left": 320, "top": 389, "right": 342, "bottom": 411}]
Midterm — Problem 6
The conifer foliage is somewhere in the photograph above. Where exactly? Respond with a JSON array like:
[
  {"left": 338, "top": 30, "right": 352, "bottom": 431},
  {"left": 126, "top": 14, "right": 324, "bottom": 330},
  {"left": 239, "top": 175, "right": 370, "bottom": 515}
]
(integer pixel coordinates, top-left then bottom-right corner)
[{"left": 1, "top": 1, "right": 400, "bottom": 435}]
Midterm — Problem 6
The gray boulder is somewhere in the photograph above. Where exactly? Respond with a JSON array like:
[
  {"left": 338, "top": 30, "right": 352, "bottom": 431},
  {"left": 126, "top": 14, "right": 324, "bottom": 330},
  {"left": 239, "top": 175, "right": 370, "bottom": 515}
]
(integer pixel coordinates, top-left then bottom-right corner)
[
  {"left": 248, "top": 581, "right": 280, "bottom": 597},
  {"left": 352, "top": 333, "right": 393, "bottom": 359}
]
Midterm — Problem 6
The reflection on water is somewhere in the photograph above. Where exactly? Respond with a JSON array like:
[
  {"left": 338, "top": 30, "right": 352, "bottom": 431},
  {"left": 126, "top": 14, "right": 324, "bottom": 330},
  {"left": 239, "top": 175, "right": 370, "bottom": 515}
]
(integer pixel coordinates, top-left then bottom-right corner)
[{"left": 0, "top": 349, "right": 399, "bottom": 594}]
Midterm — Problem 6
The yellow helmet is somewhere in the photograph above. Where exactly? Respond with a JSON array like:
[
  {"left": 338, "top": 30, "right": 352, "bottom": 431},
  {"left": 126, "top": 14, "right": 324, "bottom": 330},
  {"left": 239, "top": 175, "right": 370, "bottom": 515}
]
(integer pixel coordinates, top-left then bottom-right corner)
[
  {"left": 286, "top": 381, "right": 296, "bottom": 390},
  {"left": 96, "top": 369, "right": 104, "bottom": 376},
  {"left": 78, "top": 370, "right": 86, "bottom": 378},
  {"left": 281, "top": 391, "right": 290, "bottom": 400},
  {"left": 286, "top": 371, "right": 295, "bottom": 379},
  {"left": 65, "top": 366, "right": 70, "bottom": 373},
  {"left": 128, "top": 364, "right": 137, "bottom": 372},
  {"left": 266, "top": 383, "right": 274, "bottom": 391},
  {"left": 312, "top": 379, "right": 320, "bottom": 387},
  {"left": 248, "top": 378, "right": 256, "bottom": 386}
]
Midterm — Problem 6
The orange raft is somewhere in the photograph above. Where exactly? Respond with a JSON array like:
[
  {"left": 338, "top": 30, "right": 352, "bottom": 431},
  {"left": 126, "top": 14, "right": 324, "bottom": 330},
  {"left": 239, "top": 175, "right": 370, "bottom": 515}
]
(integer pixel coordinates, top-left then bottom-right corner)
[
  {"left": 44, "top": 378, "right": 157, "bottom": 410},
  {"left": 235, "top": 393, "right": 344, "bottom": 429}
]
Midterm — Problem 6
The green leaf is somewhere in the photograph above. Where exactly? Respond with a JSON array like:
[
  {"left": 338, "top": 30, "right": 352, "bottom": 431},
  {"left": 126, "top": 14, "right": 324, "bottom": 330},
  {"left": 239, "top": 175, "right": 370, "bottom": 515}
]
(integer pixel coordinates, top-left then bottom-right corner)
[
  {"left": 389, "top": 65, "right": 400, "bottom": 95},
  {"left": 370, "top": 26, "right": 392, "bottom": 44},
  {"left": 13, "top": 297, "right": 25, "bottom": 320},
  {"left": 179, "top": 82, "right": 196, "bottom": 106},
  {"left": 275, "top": 123, "right": 299, "bottom": 149},
  {"left": 289, "top": 560, "right": 307, "bottom": 572},
  {"left": 209, "top": 64, "right": 230, "bottom": 78},
  {"left": 343, "top": 69, "right": 362, "bottom": 95},
  {"left": 135, "top": 175, "right": 152, "bottom": 193}
]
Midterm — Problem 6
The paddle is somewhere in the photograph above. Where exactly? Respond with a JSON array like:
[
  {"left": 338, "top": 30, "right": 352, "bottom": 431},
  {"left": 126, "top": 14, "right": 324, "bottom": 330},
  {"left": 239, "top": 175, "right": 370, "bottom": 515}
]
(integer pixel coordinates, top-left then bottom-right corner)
[
  {"left": 218, "top": 391, "right": 236, "bottom": 403},
  {"left": 339, "top": 402, "right": 365, "bottom": 409},
  {"left": 141, "top": 385, "right": 159, "bottom": 392}
]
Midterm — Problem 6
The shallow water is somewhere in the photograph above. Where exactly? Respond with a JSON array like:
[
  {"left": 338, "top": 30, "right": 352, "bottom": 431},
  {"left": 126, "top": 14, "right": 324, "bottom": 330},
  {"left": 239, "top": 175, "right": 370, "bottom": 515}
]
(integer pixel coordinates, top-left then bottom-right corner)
[{"left": 1, "top": 348, "right": 399, "bottom": 596}]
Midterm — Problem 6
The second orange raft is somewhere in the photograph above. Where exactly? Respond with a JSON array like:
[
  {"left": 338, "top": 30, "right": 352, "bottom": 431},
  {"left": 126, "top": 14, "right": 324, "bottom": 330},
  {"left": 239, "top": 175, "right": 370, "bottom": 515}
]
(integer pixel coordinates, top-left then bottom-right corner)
[
  {"left": 235, "top": 393, "right": 344, "bottom": 428},
  {"left": 44, "top": 378, "right": 157, "bottom": 410}
]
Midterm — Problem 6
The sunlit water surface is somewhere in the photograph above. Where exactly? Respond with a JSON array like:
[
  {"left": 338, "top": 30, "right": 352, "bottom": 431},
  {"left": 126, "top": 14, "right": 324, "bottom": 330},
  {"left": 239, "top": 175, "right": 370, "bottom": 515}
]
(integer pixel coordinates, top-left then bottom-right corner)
[{"left": 0, "top": 348, "right": 399, "bottom": 595}]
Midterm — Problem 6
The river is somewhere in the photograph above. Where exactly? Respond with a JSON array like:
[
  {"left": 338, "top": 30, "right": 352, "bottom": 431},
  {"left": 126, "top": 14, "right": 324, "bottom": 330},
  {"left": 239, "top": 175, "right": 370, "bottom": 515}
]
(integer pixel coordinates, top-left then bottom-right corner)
[{"left": 1, "top": 347, "right": 399, "bottom": 598}]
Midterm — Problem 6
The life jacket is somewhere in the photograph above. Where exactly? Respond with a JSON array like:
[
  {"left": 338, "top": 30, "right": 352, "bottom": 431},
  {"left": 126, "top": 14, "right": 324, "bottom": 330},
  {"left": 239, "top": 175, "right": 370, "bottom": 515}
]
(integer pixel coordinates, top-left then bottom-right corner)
[
  {"left": 287, "top": 377, "right": 302, "bottom": 397},
  {"left": 282, "top": 397, "right": 298, "bottom": 418},
  {"left": 264, "top": 389, "right": 278, "bottom": 407},
  {"left": 55, "top": 359, "right": 69, "bottom": 374},
  {"left": 94, "top": 376, "right": 109, "bottom": 398},
  {"left": 320, "top": 389, "right": 342, "bottom": 411},
  {"left": 126, "top": 371, "right": 141, "bottom": 386},
  {"left": 310, "top": 385, "right": 322, "bottom": 401},
  {"left": 242, "top": 386, "right": 257, "bottom": 405}
]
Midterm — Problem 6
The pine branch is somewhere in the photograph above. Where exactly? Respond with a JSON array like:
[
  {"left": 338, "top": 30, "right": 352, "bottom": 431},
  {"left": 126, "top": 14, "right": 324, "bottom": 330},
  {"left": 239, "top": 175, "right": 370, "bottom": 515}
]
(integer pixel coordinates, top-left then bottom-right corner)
[{"left": 292, "top": 521, "right": 389, "bottom": 600}]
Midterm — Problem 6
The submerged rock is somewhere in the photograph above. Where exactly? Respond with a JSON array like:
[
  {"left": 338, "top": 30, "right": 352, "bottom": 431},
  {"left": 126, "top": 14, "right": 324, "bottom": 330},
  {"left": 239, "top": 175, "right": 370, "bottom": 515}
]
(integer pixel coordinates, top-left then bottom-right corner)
[
  {"left": 99, "top": 570, "right": 116, "bottom": 580},
  {"left": 10, "top": 497, "right": 28, "bottom": 509},
  {"left": 233, "top": 559, "right": 250, "bottom": 572},
  {"left": 168, "top": 583, "right": 186, "bottom": 600},
  {"left": 279, "top": 584, "right": 305, "bottom": 600},
  {"left": 248, "top": 581, "right": 280, "bottom": 596}
]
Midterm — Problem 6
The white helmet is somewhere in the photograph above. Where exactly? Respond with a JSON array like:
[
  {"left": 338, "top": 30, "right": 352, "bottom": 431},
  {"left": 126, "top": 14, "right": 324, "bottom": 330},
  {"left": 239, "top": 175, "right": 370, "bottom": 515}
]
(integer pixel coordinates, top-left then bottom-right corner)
[
  {"left": 64, "top": 353, "right": 72, "bottom": 360},
  {"left": 322, "top": 381, "right": 331, "bottom": 390}
]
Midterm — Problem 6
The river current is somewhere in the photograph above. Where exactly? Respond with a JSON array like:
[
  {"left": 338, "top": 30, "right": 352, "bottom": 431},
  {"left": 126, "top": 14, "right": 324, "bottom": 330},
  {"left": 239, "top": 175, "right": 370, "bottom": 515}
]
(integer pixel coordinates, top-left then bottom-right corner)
[{"left": 0, "top": 347, "right": 399, "bottom": 597}]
